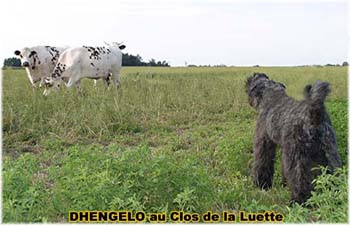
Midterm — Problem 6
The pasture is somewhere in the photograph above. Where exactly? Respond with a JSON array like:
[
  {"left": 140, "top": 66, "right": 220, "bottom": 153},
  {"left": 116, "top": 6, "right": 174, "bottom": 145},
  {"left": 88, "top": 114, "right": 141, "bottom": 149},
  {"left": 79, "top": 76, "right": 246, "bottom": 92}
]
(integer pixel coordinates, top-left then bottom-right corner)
[{"left": 2, "top": 66, "right": 348, "bottom": 222}]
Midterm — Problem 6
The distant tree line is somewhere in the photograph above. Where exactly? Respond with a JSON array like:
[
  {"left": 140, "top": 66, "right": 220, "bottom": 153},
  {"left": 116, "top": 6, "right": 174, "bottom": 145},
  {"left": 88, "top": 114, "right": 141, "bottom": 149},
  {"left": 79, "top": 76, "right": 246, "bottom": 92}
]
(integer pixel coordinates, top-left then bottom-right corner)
[
  {"left": 320, "top": 62, "right": 348, "bottom": 67},
  {"left": 3, "top": 53, "right": 170, "bottom": 68},
  {"left": 187, "top": 62, "right": 349, "bottom": 68},
  {"left": 3, "top": 57, "right": 347, "bottom": 68},
  {"left": 299, "top": 62, "right": 348, "bottom": 67},
  {"left": 3, "top": 57, "right": 21, "bottom": 67},
  {"left": 122, "top": 53, "right": 169, "bottom": 67},
  {"left": 188, "top": 64, "right": 227, "bottom": 67}
]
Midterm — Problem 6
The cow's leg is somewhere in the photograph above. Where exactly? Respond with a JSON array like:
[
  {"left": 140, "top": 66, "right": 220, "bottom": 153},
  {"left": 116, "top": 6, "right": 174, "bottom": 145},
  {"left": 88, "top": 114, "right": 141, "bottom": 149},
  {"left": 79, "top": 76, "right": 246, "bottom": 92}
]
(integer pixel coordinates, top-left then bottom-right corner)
[
  {"left": 111, "top": 72, "right": 121, "bottom": 89},
  {"left": 103, "top": 80, "right": 110, "bottom": 89},
  {"left": 39, "top": 77, "right": 46, "bottom": 88},
  {"left": 75, "top": 80, "right": 82, "bottom": 92},
  {"left": 26, "top": 73, "right": 36, "bottom": 88},
  {"left": 30, "top": 77, "right": 37, "bottom": 88},
  {"left": 93, "top": 80, "right": 97, "bottom": 88},
  {"left": 24, "top": 68, "right": 38, "bottom": 88},
  {"left": 65, "top": 68, "right": 81, "bottom": 89},
  {"left": 43, "top": 88, "right": 50, "bottom": 96},
  {"left": 66, "top": 78, "right": 78, "bottom": 89},
  {"left": 75, "top": 80, "right": 81, "bottom": 88},
  {"left": 103, "top": 73, "right": 112, "bottom": 89}
]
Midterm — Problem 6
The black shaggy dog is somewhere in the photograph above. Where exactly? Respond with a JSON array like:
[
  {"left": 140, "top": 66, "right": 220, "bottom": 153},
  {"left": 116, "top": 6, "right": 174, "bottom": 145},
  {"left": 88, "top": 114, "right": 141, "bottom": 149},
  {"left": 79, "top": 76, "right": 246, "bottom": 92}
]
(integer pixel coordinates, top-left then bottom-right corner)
[{"left": 245, "top": 73, "right": 342, "bottom": 204}]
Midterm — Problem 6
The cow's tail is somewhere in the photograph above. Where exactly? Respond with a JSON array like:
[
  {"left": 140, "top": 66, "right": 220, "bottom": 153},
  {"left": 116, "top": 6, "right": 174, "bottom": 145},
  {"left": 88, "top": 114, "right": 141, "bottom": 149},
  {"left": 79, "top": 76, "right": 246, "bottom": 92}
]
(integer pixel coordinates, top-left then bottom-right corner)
[{"left": 303, "top": 80, "right": 330, "bottom": 125}]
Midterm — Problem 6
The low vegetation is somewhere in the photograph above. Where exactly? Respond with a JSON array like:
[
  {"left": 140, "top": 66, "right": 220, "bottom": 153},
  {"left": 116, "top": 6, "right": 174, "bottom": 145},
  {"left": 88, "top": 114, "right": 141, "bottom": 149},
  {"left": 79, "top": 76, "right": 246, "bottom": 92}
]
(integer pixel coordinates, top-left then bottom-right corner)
[{"left": 2, "top": 66, "right": 347, "bottom": 222}]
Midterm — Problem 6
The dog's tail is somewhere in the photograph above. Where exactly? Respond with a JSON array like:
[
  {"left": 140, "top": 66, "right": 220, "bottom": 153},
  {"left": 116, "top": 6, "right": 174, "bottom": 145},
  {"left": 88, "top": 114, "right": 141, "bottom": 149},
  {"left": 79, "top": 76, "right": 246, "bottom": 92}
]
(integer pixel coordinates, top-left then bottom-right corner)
[{"left": 304, "top": 80, "right": 330, "bottom": 125}]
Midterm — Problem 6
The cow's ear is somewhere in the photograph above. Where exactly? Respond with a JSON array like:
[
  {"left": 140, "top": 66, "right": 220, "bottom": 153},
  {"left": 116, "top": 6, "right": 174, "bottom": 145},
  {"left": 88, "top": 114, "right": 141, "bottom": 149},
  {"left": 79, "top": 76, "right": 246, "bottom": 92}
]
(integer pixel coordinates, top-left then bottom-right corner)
[
  {"left": 119, "top": 45, "right": 126, "bottom": 50},
  {"left": 29, "top": 50, "right": 37, "bottom": 57},
  {"left": 14, "top": 50, "right": 21, "bottom": 56}
]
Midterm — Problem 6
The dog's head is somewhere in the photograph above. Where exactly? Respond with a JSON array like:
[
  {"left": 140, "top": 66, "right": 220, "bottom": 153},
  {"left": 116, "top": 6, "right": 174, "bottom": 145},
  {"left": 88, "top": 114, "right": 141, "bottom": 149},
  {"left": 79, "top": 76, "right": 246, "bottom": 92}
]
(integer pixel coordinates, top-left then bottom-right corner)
[{"left": 245, "top": 73, "right": 286, "bottom": 109}]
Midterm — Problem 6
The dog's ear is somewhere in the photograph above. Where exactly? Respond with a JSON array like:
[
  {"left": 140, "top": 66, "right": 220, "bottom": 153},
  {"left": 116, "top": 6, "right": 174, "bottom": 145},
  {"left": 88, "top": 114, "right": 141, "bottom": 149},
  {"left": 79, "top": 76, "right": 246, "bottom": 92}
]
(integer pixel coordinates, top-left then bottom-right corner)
[
  {"left": 14, "top": 50, "right": 21, "bottom": 56},
  {"left": 303, "top": 84, "right": 312, "bottom": 99},
  {"left": 277, "top": 82, "right": 286, "bottom": 89},
  {"left": 248, "top": 84, "right": 264, "bottom": 108},
  {"left": 250, "top": 93, "right": 261, "bottom": 108}
]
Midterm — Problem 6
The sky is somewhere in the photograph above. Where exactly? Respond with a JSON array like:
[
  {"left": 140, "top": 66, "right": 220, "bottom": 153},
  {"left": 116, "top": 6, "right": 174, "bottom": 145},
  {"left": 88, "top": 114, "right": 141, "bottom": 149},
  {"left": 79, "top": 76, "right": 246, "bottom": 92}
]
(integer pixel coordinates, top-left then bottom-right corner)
[{"left": 0, "top": 0, "right": 347, "bottom": 66}]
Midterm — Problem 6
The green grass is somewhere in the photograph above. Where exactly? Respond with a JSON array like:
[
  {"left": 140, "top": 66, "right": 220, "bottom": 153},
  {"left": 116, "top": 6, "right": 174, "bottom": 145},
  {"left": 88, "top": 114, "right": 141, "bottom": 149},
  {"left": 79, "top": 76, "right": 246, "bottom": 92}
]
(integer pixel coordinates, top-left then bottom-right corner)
[{"left": 2, "top": 66, "right": 348, "bottom": 222}]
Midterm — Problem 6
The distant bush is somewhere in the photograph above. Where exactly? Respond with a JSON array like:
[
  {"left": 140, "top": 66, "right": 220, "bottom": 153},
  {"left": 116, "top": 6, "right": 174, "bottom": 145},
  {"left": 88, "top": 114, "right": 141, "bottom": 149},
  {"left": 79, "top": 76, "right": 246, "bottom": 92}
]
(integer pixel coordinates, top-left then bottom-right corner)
[{"left": 325, "top": 64, "right": 341, "bottom": 67}]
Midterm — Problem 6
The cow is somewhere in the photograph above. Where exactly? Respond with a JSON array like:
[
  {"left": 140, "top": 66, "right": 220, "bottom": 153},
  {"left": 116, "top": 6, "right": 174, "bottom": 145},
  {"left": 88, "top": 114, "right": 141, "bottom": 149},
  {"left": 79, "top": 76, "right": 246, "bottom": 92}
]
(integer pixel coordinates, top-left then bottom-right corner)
[
  {"left": 43, "top": 42, "right": 125, "bottom": 95},
  {"left": 14, "top": 46, "right": 68, "bottom": 87}
]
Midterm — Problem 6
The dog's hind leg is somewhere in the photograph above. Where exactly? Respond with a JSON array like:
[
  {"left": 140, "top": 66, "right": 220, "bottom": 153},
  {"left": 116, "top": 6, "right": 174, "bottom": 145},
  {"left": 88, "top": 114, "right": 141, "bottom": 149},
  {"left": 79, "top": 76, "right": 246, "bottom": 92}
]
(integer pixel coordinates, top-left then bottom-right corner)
[{"left": 282, "top": 141, "right": 312, "bottom": 204}]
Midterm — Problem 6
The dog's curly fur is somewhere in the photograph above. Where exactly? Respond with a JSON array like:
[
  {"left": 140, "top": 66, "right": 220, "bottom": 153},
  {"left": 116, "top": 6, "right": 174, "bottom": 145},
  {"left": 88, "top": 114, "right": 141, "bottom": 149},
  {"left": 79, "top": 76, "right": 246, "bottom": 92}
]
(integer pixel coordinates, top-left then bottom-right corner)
[{"left": 245, "top": 72, "right": 342, "bottom": 204}]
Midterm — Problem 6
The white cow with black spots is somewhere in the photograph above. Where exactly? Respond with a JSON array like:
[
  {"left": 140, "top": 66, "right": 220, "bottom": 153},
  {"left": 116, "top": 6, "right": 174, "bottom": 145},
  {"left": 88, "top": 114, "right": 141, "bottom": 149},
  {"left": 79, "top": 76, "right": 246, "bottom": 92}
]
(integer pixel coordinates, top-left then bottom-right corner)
[
  {"left": 14, "top": 46, "right": 68, "bottom": 87},
  {"left": 43, "top": 42, "right": 125, "bottom": 95}
]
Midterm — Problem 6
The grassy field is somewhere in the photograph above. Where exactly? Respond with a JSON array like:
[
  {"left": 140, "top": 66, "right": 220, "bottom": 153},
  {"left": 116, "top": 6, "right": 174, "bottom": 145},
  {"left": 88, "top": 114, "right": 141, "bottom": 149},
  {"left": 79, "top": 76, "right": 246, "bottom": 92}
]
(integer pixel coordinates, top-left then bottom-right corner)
[{"left": 2, "top": 66, "right": 348, "bottom": 222}]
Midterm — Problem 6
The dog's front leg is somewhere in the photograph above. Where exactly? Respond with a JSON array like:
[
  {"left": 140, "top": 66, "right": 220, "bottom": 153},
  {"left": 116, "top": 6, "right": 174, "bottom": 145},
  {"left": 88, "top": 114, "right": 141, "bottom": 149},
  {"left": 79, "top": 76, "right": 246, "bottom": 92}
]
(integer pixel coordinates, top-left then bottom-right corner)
[{"left": 253, "top": 125, "right": 277, "bottom": 190}]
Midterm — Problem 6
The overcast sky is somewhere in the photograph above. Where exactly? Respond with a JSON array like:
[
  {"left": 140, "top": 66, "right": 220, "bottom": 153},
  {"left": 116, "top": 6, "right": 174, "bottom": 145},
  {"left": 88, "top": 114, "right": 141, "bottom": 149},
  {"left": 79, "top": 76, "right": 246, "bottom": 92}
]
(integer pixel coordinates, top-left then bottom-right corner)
[{"left": 0, "top": 0, "right": 347, "bottom": 66}]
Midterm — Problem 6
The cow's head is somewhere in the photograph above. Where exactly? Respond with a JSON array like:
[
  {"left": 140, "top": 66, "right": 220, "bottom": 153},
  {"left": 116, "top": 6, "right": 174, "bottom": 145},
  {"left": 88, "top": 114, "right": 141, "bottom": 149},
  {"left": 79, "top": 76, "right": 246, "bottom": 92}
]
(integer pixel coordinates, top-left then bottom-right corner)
[
  {"left": 108, "top": 42, "right": 126, "bottom": 50},
  {"left": 44, "top": 76, "right": 62, "bottom": 88},
  {"left": 14, "top": 47, "right": 40, "bottom": 69},
  {"left": 43, "top": 76, "right": 63, "bottom": 95}
]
